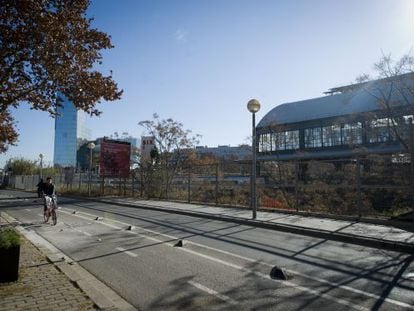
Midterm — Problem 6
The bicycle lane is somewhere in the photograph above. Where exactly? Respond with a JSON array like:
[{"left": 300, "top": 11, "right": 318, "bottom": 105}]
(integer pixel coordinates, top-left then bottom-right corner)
[{"left": 4, "top": 202, "right": 414, "bottom": 311}]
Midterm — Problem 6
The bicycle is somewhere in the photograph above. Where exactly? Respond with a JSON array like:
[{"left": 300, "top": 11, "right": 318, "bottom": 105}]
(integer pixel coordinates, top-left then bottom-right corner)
[{"left": 43, "top": 194, "right": 58, "bottom": 225}]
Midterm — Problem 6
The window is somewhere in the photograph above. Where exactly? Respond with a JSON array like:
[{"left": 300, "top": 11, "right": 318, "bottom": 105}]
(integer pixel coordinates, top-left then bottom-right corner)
[
  {"left": 261, "top": 133, "right": 271, "bottom": 152},
  {"left": 343, "top": 122, "right": 362, "bottom": 145},
  {"left": 403, "top": 115, "right": 414, "bottom": 124},
  {"left": 322, "top": 125, "right": 342, "bottom": 147},
  {"left": 285, "top": 130, "right": 299, "bottom": 150},
  {"left": 273, "top": 132, "right": 285, "bottom": 151},
  {"left": 304, "top": 127, "right": 322, "bottom": 148},
  {"left": 258, "top": 134, "right": 264, "bottom": 152},
  {"left": 368, "top": 118, "right": 389, "bottom": 143},
  {"left": 258, "top": 130, "right": 299, "bottom": 153}
]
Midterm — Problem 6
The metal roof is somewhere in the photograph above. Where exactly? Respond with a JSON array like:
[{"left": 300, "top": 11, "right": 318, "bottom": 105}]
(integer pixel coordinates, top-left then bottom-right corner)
[{"left": 257, "top": 74, "right": 414, "bottom": 128}]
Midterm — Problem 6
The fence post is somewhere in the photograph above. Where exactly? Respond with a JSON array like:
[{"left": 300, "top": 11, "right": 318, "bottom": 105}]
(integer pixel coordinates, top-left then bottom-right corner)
[
  {"left": 356, "top": 157, "right": 362, "bottom": 218},
  {"left": 295, "top": 161, "right": 299, "bottom": 212},
  {"left": 140, "top": 169, "right": 143, "bottom": 198},
  {"left": 215, "top": 163, "right": 219, "bottom": 206},
  {"left": 187, "top": 167, "right": 191, "bottom": 203},
  {"left": 118, "top": 174, "right": 121, "bottom": 196},
  {"left": 410, "top": 118, "right": 414, "bottom": 224}
]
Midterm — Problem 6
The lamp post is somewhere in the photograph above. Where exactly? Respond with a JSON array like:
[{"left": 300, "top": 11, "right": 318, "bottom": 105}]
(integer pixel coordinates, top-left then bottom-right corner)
[
  {"left": 247, "top": 99, "right": 261, "bottom": 219},
  {"left": 39, "top": 154, "right": 43, "bottom": 179},
  {"left": 88, "top": 142, "right": 95, "bottom": 196}
]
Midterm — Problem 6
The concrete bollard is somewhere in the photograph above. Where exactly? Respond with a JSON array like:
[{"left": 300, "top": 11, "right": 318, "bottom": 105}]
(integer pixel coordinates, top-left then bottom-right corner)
[
  {"left": 174, "top": 240, "right": 184, "bottom": 247},
  {"left": 270, "top": 266, "right": 290, "bottom": 280}
]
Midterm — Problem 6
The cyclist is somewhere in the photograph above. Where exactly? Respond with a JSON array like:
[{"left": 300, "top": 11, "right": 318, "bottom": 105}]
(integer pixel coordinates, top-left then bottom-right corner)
[{"left": 43, "top": 177, "right": 57, "bottom": 212}]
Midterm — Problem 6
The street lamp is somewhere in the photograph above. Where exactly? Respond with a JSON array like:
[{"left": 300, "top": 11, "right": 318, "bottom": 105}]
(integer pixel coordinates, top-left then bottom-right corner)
[
  {"left": 39, "top": 154, "right": 43, "bottom": 179},
  {"left": 88, "top": 142, "right": 96, "bottom": 196},
  {"left": 247, "top": 99, "right": 261, "bottom": 219}
]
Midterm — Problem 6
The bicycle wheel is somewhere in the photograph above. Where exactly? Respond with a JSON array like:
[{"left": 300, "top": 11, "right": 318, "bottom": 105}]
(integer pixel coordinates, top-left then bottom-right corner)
[
  {"left": 51, "top": 209, "right": 57, "bottom": 226},
  {"left": 44, "top": 209, "right": 50, "bottom": 223}
]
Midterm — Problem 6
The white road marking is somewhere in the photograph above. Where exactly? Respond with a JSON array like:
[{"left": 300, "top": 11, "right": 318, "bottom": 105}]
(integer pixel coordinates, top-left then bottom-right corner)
[
  {"left": 188, "top": 280, "right": 238, "bottom": 305},
  {"left": 25, "top": 209, "right": 32, "bottom": 212},
  {"left": 181, "top": 248, "right": 369, "bottom": 311},
  {"left": 71, "top": 227, "right": 92, "bottom": 237},
  {"left": 98, "top": 222, "right": 122, "bottom": 230},
  {"left": 181, "top": 240, "right": 414, "bottom": 310},
  {"left": 80, "top": 216, "right": 368, "bottom": 311},
  {"left": 115, "top": 247, "right": 138, "bottom": 258},
  {"left": 60, "top": 210, "right": 122, "bottom": 230},
  {"left": 101, "top": 216, "right": 414, "bottom": 310},
  {"left": 59, "top": 207, "right": 414, "bottom": 310}
]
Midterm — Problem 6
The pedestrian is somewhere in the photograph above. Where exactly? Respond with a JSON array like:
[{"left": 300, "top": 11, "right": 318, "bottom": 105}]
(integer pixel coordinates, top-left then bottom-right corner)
[{"left": 36, "top": 178, "right": 44, "bottom": 198}]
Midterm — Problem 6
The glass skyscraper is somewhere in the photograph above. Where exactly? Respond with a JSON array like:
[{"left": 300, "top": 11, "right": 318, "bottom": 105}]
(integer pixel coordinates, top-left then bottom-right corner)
[{"left": 53, "top": 95, "right": 91, "bottom": 167}]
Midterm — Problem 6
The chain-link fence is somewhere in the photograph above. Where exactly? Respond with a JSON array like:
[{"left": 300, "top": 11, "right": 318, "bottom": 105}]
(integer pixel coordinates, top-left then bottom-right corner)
[
  {"left": 6, "top": 154, "right": 413, "bottom": 220},
  {"left": 259, "top": 155, "right": 411, "bottom": 218}
]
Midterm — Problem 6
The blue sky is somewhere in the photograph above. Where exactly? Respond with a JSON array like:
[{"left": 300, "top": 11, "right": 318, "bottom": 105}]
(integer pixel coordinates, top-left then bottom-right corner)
[{"left": 1, "top": 0, "right": 414, "bottom": 167}]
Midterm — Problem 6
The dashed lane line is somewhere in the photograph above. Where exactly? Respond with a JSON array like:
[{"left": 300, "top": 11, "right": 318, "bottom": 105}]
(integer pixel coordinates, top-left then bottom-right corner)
[
  {"left": 188, "top": 280, "right": 238, "bottom": 305},
  {"left": 71, "top": 227, "right": 92, "bottom": 237},
  {"left": 115, "top": 247, "right": 138, "bottom": 258}
]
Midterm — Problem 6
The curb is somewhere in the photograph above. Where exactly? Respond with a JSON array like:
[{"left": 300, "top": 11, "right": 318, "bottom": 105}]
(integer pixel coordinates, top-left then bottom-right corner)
[
  {"left": 74, "top": 196, "right": 414, "bottom": 254},
  {"left": 0, "top": 212, "right": 137, "bottom": 311}
]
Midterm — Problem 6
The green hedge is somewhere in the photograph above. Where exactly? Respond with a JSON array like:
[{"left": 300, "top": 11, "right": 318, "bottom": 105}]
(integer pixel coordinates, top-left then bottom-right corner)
[{"left": 0, "top": 228, "right": 20, "bottom": 249}]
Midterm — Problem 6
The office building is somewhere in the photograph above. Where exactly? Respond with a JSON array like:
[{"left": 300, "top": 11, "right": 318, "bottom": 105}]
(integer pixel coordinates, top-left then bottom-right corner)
[{"left": 53, "top": 95, "right": 91, "bottom": 167}]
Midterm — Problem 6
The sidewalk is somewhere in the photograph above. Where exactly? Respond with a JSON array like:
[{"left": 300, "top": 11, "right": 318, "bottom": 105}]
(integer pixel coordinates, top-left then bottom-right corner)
[
  {"left": 95, "top": 197, "right": 414, "bottom": 253},
  {"left": 0, "top": 229, "right": 97, "bottom": 311}
]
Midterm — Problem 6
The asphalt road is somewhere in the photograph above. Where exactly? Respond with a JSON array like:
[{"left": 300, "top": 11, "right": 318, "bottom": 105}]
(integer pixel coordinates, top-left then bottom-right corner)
[{"left": 1, "top": 190, "right": 413, "bottom": 310}]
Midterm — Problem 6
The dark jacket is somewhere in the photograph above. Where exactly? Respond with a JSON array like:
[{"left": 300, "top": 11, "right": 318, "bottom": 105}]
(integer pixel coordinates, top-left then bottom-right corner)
[{"left": 43, "top": 183, "right": 55, "bottom": 196}]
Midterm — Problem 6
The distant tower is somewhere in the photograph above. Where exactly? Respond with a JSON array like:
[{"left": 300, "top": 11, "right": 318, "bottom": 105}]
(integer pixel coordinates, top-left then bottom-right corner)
[
  {"left": 53, "top": 95, "right": 91, "bottom": 167},
  {"left": 140, "top": 136, "right": 156, "bottom": 163}
]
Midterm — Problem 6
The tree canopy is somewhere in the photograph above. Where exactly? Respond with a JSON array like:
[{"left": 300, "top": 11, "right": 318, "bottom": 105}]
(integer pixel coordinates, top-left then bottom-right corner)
[
  {"left": 0, "top": 0, "right": 122, "bottom": 152},
  {"left": 138, "top": 114, "right": 201, "bottom": 198},
  {"left": 139, "top": 113, "right": 201, "bottom": 161},
  {"left": 4, "top": 157, "right": 57, "bottom": 176}
]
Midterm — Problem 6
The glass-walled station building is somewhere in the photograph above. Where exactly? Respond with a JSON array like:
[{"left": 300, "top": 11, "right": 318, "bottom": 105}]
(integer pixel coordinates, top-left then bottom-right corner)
[
  {"left": 53, "top": 95, "right": 91, "bottom": 167},
  {"left": 257, "top": 73, "right": 414, "bottom": 161}
]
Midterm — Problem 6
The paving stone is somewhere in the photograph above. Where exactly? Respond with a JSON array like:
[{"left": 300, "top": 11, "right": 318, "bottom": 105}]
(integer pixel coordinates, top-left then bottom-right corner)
[{"left": 0, "top": 237, "right": 98, "bottom": 310}]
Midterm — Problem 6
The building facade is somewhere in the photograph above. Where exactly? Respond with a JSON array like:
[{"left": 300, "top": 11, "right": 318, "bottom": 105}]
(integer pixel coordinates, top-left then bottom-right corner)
[
  {"left": 257, "top": 73, "right": 414, "bottom": 161},
  {"left": 140, "top": 136, "right": 156, "bottom": 163},
  {"left": 77, "top": 136, "right": 139, "bottom": 171},
  {"left": 53, "top": 95, "right": 91, "bottom": 167},
  {"left": 195, "top": 145, "right": 251, "bottom": 160}
]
